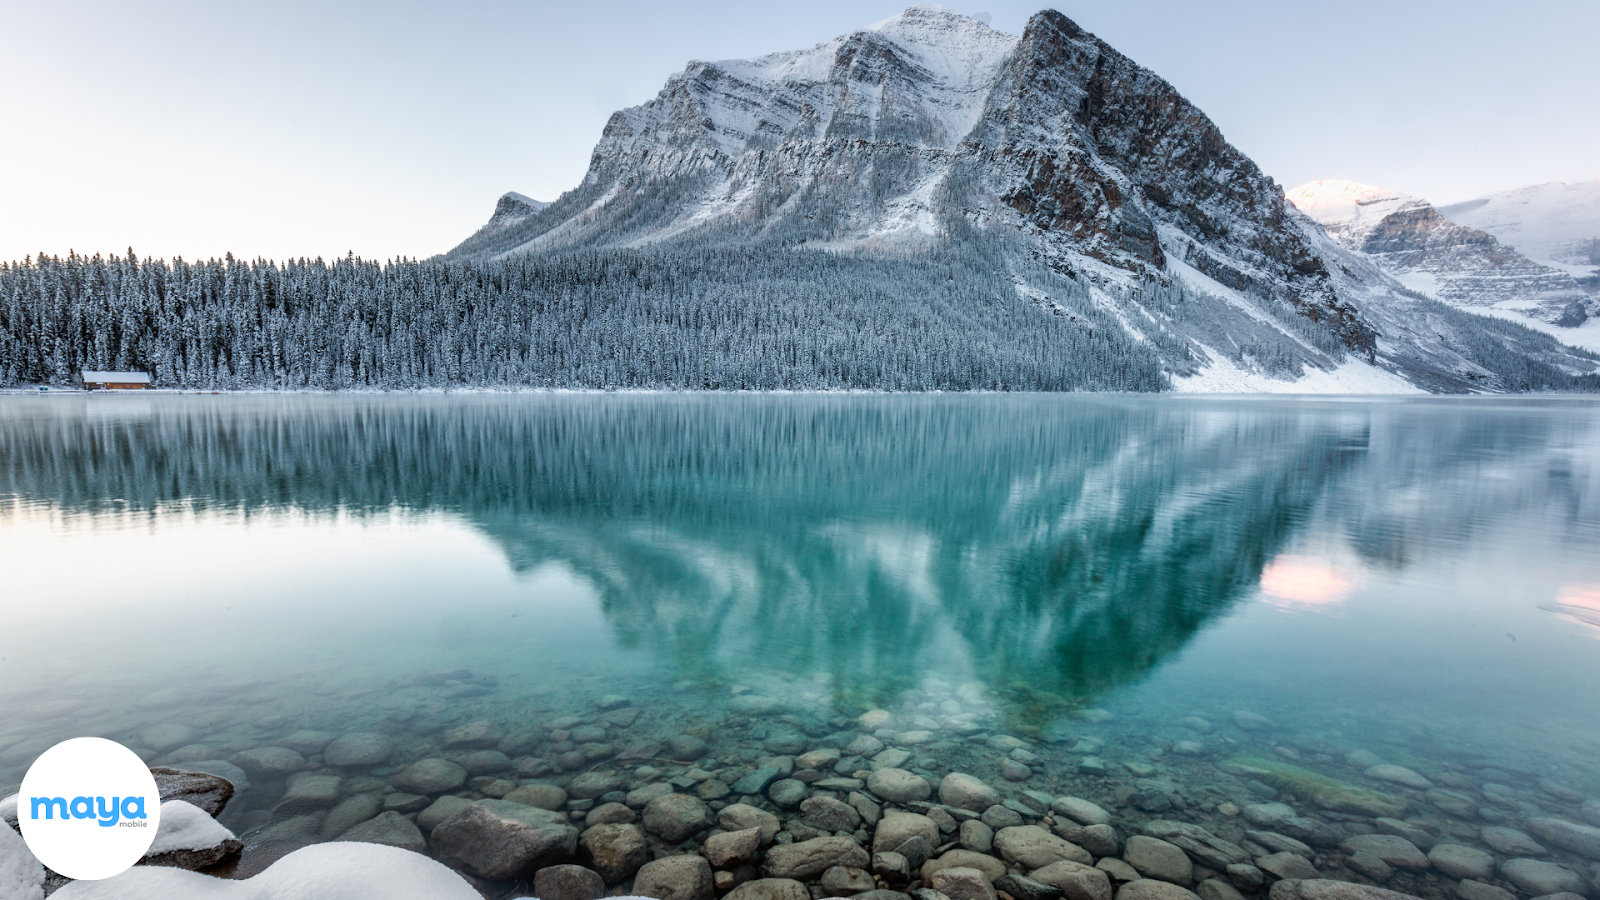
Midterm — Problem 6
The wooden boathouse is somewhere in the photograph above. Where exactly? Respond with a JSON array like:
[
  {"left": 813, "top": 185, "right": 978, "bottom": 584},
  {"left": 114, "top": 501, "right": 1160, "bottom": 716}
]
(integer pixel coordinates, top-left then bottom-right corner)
[{"left": 80, "top": 370, "right": 152, "bottom": 390}]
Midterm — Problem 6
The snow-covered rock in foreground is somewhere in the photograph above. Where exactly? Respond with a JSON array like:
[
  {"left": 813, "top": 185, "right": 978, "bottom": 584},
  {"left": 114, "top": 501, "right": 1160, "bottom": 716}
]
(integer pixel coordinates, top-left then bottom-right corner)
[
  {"left": 0, "top": 818, "right": 45, "bottom": 900},
  {"left": 141, "top": 800, "right": 241, "bottom": 870},
  {"left": 1440, "top": 179, "right": 1600, "bottom": 274},
  {"left": 1288, "top": 179, "right": 1593, "bottom": 329},
  {"left": 53, "top": 842, "right": 476, "bottom": 900}
]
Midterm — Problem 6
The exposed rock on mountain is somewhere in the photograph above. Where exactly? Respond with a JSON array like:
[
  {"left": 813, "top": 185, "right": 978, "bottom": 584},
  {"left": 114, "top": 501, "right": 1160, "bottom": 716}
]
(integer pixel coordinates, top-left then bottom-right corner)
[
  {"left": 454, "top": 191, "right": 551, "bottom": 252},
  {"left": 1288, "top": 180, "right": 1591, "bottom": 327},
  {"left": 446, "top": 5, "right": 1599, "bottom": 392}
]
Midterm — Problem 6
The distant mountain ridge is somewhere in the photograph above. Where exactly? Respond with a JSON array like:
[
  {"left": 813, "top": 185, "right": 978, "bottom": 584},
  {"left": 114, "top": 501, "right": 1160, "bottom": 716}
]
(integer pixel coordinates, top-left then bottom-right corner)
[
  {"left": 1288, "top": 179, "right": 1592, "bottom": 327},
  {"left": 442, "top": 5, "right": 1599, "bottom": 393},
  {"left": 1439, "top": 179, "right": 1600, "bottom": 277}
]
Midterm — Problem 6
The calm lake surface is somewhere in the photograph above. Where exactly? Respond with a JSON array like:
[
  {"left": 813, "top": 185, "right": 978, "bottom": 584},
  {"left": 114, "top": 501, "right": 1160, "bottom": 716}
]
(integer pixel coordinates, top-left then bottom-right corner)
[{"left": 3, "top": 393, "right": 1599, "bottom": 881}]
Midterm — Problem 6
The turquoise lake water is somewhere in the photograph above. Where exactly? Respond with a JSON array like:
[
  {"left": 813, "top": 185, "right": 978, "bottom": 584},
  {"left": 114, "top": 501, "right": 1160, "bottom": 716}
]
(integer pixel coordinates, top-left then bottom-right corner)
[{"left": 1, "top": 393, "right": 1598, "bottom": 869}]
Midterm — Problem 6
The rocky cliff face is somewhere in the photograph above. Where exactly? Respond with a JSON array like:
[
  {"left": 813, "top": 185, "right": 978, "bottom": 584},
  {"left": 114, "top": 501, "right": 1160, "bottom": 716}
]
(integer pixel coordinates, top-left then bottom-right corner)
[
  {"left": 1289, "top": 180, "right": 1592, "bottom": 327},
  {"left": 444, "top": 5, "right": 1600, "bottom": 391}
]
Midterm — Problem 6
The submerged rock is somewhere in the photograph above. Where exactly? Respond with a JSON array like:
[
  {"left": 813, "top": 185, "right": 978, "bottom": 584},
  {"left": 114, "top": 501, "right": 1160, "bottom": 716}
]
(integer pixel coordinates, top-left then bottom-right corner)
[
  {"left": 340, "top": 810, "right": 427, "bottom": 854},
  {"left": 634, "top": 854, "right": 714, "bottom": 900},
  {"left": 323, "top": 732, "right": 394, "bottom": 768},
  {"left": 443, "top": 720, "right": 506, "bottom": 750},
  {"left": 994, "top": 826, "right": 1092, "bottom": 869},
  {"left": 231, "top": 746, "right": 305, "bottom": 779},
  {"left": 580, "top": 823, "right": 650, "bottom": 883},
  {"left": 1029, "top": 860, "right": 1112, "bottom": 900},
  {"left": 416, "top": 796, "right": 473, "bottom": 833},
  {"left": 941, "top": 774, "right": 1001, "bottom": 812},
  {"left": 820, "top": 864, "right": 875, "bottom": 896},
  {"left": 276, "top": 773, "right": 342, "bottom": 816},
  {"left": 1426, "top": 844, "right": 1493, "bottom": 880},
  {"left": 1256, "top": 852, "right": 1319, "bottom": 882},
  {"left": 642, "top": 793, "right": 712, "bottom": 843},
  {"left": 1267, "top": 880, "right": 1426, "bottom": 900},
  {"left": 393, "top": 758, "right": 467, "bottom": 794},
  {"left": 727, "top": 878, "right": 811, "bottom": 900},
  {"left": 768, "top": 779, "right": 808, "bottom": 808},
  {"left": 923, "top": 850, "right": 1007, "bottom": 884},
  {"left": 1498, "top": 858, "right": 1590, "bottom": 896},
  {"left": 1480, "top": 826, "right": 1546, "bottom": 856},
  {"left": 429, "top": 799, "right": 577, "bottom": 880},
  {"left": 707, "top": 827, "right": 763, "bottom": 867},
  {"left": 1142, "top": 821, "right": 1249, "bottom": 869},
  {"left": 535, "top": 864, "right": 606, "bottom": 900},
  {"left": 870, "top": 768, "right": 933, "bottom": 803},
  {"left": 875, "top": 812, "right": 940, "bottom": 858},
  {"left": 276, "top": 730, "right": 338, "bottom": 754},
  {"left": 997, "top": 874, "right": 1065, "bottom": 900},
  {"left": 1362, "top": 766, "right": 1432, "bottom": 790},
  {"left": 150, "top": 766, "right": 235, "bottom": 818},
  {"left": 932, "top": 866, "right": 998, "bottom": 900},
  {"left": 1123, "top": 836, "right": 1192, "bottom": 886},
  {"left": 764, "top": 837, "right": 870, "bottom": 879},
  {"left": 720, "top": 803, "right": 782, "bottom": 844},
  {"left": 1339, "top": 835, "right": 1429, "bottom": 870},
  {"left": 140, "top": 723, "right": 201, "bottom": 753},
  {"left": 568, "top": 772, "right": 623, "bottom": 799},
  {"left": 1117, "top": 879, "right": 1201, "bottom": 900},
  {"left": 1221, "top": 757, "right": 1407, "bottom": 818},
  {"left": 505, "top": 783, "right": 568, "bottom": 810},
  {"left": 316, "top": 792, "right": 380, "bottom": 838},
  {"left": 1053, "top": 797, "right": 1113, "bottom": 827},
  {"left": 1524, "top": 818, "right": 1600, "bottom": 860}
]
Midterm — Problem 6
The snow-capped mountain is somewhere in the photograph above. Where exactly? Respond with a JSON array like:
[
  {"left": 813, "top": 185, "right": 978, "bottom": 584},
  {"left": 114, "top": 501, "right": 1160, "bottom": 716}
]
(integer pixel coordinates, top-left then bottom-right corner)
[
  {"left": 1288, "top": 179, "right": 1591, "bottom": 328},
  {"left": 1439, "top": 179, "right": 1600, "bottom": 278},
  {"left": 446, "top": 5, "right": 1599, "bottom": 393}
]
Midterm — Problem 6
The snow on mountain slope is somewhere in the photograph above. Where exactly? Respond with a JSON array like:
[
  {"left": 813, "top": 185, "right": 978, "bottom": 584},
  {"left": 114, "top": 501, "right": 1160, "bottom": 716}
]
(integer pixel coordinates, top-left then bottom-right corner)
[
  {"left": 1439, "top": 179, "right": 1600, "bottom": 274},
  {"left": 444, "top": 6, "right": 1600, "bottom": 393},
  {"left": 1288, "top": 179, "right": 1591, "bottom": 331}
]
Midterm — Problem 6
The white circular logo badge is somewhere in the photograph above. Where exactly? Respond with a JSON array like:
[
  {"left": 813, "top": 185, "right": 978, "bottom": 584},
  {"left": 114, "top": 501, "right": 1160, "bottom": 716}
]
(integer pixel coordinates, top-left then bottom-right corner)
[{"left": 17, "top": 737, "right": 161, "bottom": 880}]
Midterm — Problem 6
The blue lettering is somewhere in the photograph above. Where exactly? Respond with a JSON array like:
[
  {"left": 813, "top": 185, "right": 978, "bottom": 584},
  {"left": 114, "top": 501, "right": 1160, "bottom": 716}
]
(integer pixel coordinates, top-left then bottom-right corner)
[
  {"left": 96, "top": 796, "right": 120, "bottom": 827},
  {"left": 30, "top": 797, "right": 68, "bottom": 820},
  {"left": 29, "top": 794, "right": 150, "bottom": 823}
]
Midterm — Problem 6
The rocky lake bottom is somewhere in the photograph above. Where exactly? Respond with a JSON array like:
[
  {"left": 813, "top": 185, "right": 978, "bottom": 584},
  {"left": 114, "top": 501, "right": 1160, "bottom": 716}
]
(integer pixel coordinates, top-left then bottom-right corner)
[{"left": 6, "top": 659, "right": 1600, "bottom": 900}]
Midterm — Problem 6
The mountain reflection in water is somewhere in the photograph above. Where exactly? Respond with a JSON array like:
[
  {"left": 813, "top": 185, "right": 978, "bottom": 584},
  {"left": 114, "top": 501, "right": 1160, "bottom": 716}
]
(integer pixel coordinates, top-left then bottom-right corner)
[{"left": 2, "top": 394, "right": 1597, "bottom": 731}]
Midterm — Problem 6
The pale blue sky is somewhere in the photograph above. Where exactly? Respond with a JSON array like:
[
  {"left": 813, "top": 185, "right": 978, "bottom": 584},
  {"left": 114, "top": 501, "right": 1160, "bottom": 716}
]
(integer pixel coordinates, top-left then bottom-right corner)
[{"left": 2, "top": 0, "right": 1594, "bottom": 262}]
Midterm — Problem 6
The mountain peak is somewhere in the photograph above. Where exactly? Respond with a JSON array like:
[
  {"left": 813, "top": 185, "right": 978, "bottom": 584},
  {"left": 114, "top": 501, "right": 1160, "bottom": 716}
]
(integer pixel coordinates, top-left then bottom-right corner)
[
  {"left": 867, "top": 3, "right": 998, "bottom": 31},
  {"left": 1288, "top": 179, "right": 1415, "bottom": 219},
  {"left": 1287, "top": 179, "right": 1430, "bottom": 247}
]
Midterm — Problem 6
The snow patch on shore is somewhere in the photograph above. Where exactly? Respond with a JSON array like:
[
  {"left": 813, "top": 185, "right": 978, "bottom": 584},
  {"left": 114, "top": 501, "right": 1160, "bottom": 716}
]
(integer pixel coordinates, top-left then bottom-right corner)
[
  {"left": 1173, "top": 347, "right": 1425, "bottom": 394},
  {"left": 0, "top": 819, "right": 44, "bottom": 900},
  {"left": 53, "top": 842, "right": 478, "bottom": 900}
]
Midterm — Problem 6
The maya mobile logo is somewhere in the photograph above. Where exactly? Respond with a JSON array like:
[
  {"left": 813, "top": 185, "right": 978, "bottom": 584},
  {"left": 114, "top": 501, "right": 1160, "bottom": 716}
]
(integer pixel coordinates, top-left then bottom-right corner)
[{"left": 18, "top": 737, "right": 162, "bottom": 880}]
